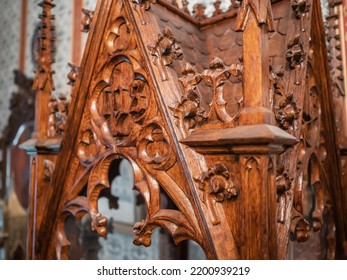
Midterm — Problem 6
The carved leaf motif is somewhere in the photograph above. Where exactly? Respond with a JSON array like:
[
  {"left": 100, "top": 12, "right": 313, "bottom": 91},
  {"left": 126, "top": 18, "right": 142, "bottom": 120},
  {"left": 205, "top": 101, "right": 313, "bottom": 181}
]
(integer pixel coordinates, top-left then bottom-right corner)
[
  {"left": 47, "top": 93, "right": 69, "bottom": 138},
  {"left": 202, "top": 57, "right": 242, "bottom": 123},
  {"left": 81, "top": 8, "right": 94, "bottom": 33},
  {"left": 67, "top": 63, "right": 80, "bottom": 86},
  {"left": 147, "top": 27, "right": 183, "bottom": 81},
  {"left": 286, "top": 34, "right": 306, "bottom": 85},
  {"left": 270, "top": 65, "right": 301, "bottom": 132},
  {"left": 194, "top": 163, "right": 238, "bottom": 226},
  {"left": 170, "top": 63, "right": 207, "bottom": 138},
  {"left": 291, "top": 0, "right": 311, "bottom": 32},
  {"left": 134, "top": 210, "right": 197, "bottom": 246}
]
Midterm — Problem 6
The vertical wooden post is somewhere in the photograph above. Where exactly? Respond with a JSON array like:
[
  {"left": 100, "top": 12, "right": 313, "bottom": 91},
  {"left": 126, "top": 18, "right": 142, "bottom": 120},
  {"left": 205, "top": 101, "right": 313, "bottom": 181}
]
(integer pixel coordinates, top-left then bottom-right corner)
[
  {"left": 236, "top": 0, "right": 275, "bottom": 125},
  {"left": 21, "top": 0, "right": 60, "bottom": 259},
  {"left": 235, "top": 0, "right": 277, "bottom": 259}
]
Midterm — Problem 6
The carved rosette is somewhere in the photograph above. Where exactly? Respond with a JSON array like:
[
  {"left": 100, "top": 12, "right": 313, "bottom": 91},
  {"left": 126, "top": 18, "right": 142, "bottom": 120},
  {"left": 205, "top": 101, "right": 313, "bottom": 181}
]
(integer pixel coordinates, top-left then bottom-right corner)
[
  {"left": 147, "top": 27, "right": 183, "bottom": 81},
  {"left": 194, "top": 163, "right": 238, "bottom": 226},
  {"left": 270, "top": 66, "right": 301, "bottom": 133}
]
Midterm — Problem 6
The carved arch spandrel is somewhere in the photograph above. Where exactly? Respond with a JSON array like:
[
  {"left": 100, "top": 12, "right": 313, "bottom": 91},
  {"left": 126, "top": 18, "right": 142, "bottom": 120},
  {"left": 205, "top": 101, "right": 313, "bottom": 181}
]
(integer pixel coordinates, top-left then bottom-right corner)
[{"left": 50, "top": 0, "right": 214, "bottom": 260}]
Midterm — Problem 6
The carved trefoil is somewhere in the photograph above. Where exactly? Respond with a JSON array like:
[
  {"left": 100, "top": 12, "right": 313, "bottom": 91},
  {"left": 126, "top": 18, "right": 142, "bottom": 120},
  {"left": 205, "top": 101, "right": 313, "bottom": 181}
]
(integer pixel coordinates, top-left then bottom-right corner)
[{"left": 194, "top": 163, "right": 238, "bottom": 226}]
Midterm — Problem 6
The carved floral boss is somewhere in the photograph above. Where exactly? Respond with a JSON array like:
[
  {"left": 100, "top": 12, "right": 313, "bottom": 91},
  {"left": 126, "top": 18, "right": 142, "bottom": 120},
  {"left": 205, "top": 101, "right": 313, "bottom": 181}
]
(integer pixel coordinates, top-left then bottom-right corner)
[{"left": 194, "top": 163, "right": 238, "bottom": 226}]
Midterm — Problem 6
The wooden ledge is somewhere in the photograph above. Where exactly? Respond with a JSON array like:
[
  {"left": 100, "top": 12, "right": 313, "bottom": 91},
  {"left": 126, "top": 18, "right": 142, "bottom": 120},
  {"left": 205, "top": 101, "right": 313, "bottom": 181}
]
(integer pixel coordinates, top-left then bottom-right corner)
[
  {"left": 20, "top": 138, "right": 61, "bottom": 154},
  {"left": 181, "top": 124, "right": 298, "bottom": 155}
]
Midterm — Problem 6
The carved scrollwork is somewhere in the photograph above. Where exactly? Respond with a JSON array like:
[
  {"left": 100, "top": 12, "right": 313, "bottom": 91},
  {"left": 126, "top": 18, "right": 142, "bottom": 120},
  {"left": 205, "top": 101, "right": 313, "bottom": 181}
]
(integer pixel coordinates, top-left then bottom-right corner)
[
  {"left": 194, "top": 163, "right": 238, "bottom": 226},
  {"left": 291, "top": 0, "right": 311, "bottom": 32},
  {"left": 285, "top": 34, "right": 306, "bottom": 85},
  {"left": 77, "top": 128, "right": 99, "bottom": 166},
  {"left": 147, "top": 27, "right": 183, "bottom": 81},
  {"left": 47, "top": 93, "right": 69, "bottom": 138},
  {"left": 202, "top": 57, "right": 243, "bottom": 123},
  {"left": 137, "top": 123, "right": 176, "bottom": 171},
  {"left": 81, "top": 8, "right": 94, "bottom": 33}
]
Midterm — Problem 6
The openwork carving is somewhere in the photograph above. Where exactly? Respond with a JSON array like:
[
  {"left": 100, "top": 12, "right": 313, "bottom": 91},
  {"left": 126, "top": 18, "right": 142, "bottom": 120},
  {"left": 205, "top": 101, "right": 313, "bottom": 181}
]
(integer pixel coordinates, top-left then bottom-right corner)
[
  {"left": 55, "top": 3, "right": 203, "bottom": 259},
  {"left": 47, "top": 94, "right": 69, "bottom": 138},
  {"left": 147, "top": 27, "right": 183, "bottom": 81},
  {"left": 291, "top": 0, "right": 311, "bottom": 32},
  {"left": 81, "top": 8, "right": 94, "bottom": 33},
  {"left": 202, "top": 57, "right": 243, "bottom": 123},
  {"left": 194, "top": 163, "right": 237, "bottom": 226},
  {"left": 285, "top": 34, "right": 306, "bottom": 85}
]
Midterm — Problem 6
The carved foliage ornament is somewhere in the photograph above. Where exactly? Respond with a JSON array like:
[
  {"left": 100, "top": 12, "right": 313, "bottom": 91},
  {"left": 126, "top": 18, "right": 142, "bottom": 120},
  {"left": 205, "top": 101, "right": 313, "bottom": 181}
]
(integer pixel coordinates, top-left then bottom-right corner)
[
  {"left": 194, "top": 163, "right": 238, "bottom": 226},
  {"left": 270, "top": 66, "right": 300, "bottom": 132},
  {"left": 285, "top": 34, "right": 306, "bottom": 85},
  {"left": 170, "top": 58, "right": 243, "bottom": 137},
  {"left": 148, "top": 27, "right": 183, "bottom": 81},
  {"left": 169, "top": 63, "right": 207, "bottom": 138},
  {"left": 47, "top": 93, "right": 69, "bottom": 138},
  {"left": 81, "top": 8, "right": 94, "bottom": 33},
  {"left": 291, "top": 0, "right": 311, "bottom": 32},
  {"left": 202, "top": 57, "right": 243, "bottom": 123}
]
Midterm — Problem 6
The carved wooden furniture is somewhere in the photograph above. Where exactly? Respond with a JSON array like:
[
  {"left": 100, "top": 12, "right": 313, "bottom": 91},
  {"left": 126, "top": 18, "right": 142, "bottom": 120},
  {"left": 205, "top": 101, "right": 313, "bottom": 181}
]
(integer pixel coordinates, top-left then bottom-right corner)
[{"left": 21, "top": 0, "right": 347, "bottom": 259}]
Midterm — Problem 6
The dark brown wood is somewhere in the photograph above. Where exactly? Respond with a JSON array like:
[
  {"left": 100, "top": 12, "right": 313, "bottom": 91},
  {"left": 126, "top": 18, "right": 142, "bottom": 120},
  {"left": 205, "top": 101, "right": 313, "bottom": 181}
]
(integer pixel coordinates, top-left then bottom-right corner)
[{"left": 21, "top": 0, "right": 347, "bottom": 260}]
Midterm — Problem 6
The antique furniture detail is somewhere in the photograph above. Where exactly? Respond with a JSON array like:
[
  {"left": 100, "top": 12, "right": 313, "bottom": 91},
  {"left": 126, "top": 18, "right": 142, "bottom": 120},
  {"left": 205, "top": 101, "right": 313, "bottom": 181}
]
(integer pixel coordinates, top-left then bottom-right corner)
[{"left": 21, "top": 0, "right": 347, "bottom": 260}]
